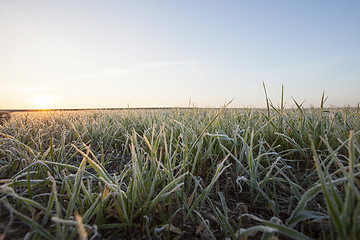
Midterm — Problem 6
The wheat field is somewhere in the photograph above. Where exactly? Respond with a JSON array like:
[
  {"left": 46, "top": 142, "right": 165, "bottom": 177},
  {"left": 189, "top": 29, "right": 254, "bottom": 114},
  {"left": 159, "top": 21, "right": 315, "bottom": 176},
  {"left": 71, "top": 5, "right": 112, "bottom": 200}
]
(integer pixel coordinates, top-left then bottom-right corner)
[{"left": 1, "top": 99, "right": 359, "bottom": 239}]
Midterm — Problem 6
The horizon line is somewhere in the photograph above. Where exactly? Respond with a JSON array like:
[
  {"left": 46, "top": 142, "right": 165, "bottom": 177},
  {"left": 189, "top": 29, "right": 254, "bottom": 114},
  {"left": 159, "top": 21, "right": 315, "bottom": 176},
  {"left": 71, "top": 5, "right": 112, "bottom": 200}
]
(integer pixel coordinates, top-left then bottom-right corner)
[{"left": 1, "top": 105, "right": 358, "bottom": 113}]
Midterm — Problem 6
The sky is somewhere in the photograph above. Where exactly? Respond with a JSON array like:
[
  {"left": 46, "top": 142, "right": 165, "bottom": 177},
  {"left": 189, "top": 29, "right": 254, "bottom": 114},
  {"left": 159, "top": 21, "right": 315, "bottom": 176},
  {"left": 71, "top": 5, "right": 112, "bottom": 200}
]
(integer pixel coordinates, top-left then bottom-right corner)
[{"left": 0, "top": 0, "right": 359, "bottom": 109}]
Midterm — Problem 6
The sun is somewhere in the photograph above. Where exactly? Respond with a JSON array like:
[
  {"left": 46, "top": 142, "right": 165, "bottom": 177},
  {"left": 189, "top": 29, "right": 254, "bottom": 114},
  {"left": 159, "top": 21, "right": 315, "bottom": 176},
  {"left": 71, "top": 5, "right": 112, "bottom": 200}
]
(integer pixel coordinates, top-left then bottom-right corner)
[{"left": 33, "top": 95, "right": 53, "bottom": 109}]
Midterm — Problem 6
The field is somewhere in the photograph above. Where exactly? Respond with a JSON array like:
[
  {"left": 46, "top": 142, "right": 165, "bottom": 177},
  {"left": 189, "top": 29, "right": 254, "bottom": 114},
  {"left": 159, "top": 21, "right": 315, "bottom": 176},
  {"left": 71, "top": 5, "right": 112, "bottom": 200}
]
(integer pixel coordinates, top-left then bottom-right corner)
[{"left": 1, "top": 102, "right": 360, "bottom": 239}]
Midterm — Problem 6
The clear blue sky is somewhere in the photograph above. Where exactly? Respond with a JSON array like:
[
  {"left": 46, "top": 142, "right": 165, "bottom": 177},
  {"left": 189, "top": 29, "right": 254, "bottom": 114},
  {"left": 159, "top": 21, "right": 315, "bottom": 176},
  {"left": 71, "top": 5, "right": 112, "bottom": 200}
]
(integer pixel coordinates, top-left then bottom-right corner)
[{"left": 1, "top": 0, "right": 359, "bottom": 109}]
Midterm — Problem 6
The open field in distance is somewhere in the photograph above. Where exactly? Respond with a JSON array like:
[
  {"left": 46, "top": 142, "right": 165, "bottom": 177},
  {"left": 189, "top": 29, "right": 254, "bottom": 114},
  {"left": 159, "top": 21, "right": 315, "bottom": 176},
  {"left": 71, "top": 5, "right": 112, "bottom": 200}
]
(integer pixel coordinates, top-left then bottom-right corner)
[{"left": 0, "top": 106, "right": 359, "bottom": 239}]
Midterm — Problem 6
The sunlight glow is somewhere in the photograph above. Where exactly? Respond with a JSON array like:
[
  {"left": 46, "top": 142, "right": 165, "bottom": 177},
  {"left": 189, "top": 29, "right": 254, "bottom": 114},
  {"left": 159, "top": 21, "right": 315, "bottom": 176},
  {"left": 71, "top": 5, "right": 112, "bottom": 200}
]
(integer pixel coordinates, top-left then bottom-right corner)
[{"left": 33, "top": 95, "right": 53, "bottom": 109}]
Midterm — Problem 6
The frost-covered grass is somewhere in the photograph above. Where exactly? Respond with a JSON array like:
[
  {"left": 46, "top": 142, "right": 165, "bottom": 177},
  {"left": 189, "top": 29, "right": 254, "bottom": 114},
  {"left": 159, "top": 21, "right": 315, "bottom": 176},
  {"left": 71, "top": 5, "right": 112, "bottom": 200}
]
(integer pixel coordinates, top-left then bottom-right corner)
[{"left": 0, "top": 102, "right": 359, "bottom": 239}]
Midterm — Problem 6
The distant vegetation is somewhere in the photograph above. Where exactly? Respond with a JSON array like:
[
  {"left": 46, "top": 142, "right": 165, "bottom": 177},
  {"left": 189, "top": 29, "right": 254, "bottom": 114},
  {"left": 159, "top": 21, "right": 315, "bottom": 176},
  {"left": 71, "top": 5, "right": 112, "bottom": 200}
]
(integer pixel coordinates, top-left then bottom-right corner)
[
  {"left": 0, "top": 99, "right": 359, "bottom": 239},
  {"left": 0, "top": 112, "right": 11, "bottom": 126}
]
